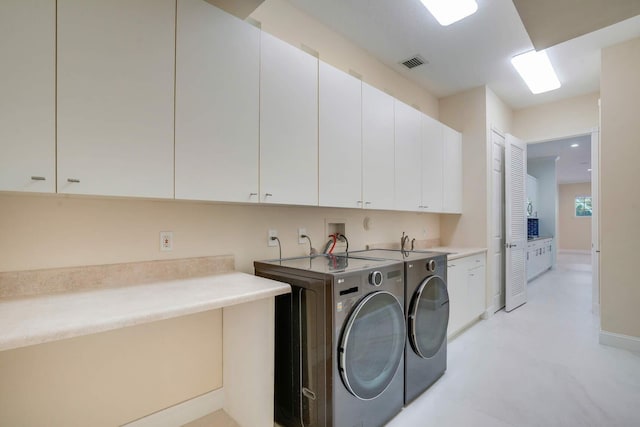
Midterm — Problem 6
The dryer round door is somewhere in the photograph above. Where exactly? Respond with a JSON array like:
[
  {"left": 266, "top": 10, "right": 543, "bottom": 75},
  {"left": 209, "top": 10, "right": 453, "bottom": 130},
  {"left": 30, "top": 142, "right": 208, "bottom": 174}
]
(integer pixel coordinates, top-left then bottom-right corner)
[
  {"left": 409, "top": 275, "right": 449, "bottom": 359},
  {"left": 339, "top": 290, "right": 406, "bottom": 401}
]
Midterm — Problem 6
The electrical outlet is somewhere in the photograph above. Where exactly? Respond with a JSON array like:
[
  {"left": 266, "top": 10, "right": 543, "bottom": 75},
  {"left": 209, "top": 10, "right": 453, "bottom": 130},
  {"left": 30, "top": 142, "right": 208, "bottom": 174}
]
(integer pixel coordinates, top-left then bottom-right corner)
[
  {"left": 298, "top": 228, "right": 307, "bottom": 244},
  {"left": 160, "top": 231, "right": 173, "bottom": 251},
  {"left": 268, "top": 229, "right": 278, "bottom": 247}
]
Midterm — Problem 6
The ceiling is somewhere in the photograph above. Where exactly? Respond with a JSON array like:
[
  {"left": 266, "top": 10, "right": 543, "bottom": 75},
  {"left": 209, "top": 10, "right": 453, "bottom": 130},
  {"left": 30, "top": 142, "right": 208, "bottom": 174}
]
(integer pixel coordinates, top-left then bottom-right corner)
[
  {"left": 528, "top": 135, "right": 591, "bottom": 184},
  {"left": 285, "top": 0, "right": 640, "bottom": 109}
]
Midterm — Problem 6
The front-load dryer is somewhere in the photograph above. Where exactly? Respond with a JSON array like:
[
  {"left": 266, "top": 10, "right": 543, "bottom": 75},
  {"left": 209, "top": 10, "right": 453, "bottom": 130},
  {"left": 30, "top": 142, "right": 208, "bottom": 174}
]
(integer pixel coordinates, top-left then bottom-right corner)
[
  {"left": 350, "top": 249, "right": 449, "bottom": 404},
  {"left": 255, "top": 254, "right": 406, "bottom": 427}
]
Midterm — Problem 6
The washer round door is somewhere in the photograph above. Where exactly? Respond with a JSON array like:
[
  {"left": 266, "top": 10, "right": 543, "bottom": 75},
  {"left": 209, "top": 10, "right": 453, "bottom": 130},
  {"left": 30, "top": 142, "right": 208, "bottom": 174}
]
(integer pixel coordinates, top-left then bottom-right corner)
[
  {"left": 339, "top": 291, "right": 406, "bottom": 401},
  {"left": 409, "top": 275, "right": 449, "bottom": 359}
]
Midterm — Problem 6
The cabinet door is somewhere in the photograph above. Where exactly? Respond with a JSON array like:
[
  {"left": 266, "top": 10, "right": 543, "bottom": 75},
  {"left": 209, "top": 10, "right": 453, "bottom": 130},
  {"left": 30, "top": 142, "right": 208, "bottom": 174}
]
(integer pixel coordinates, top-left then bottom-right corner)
[
  {"left": 362, "top": 83, "right": 395, "bottom": 210},
  {"left": 318, "top": 62, "right": 362, "bottom": 208},
  {"left": 175, "top": 0, "right": 259, "bottom": 203},
  {"left": 468, "top": 264, "right": 486, "bottom": 319},
  {"left": 421, "top": 114, "right": 444, "bottom": 212},
  {"left": 0, "top": 0, "right": 55, "bottom": 193},
  {"left": 57, "top": 0, "right": 175, "bottom": 198},
  {"left": 447, "top": 261, "right": 468, "bottom": 336},
  {"left": 260, "top": 32, "right": 318, "bottom": 206},
  {"left": 394, "top": 101, "right": 422, "bottom": 211},
  {"left": 443, "top": 126, "right": 463, "bottom": 213}
]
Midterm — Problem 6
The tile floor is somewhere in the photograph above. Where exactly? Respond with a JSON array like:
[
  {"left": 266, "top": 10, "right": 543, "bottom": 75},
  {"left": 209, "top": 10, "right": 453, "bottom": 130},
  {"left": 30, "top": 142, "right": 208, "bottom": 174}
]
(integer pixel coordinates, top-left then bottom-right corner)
[{"left": 387, "top": 253, "right": 640, "bottom": 427}]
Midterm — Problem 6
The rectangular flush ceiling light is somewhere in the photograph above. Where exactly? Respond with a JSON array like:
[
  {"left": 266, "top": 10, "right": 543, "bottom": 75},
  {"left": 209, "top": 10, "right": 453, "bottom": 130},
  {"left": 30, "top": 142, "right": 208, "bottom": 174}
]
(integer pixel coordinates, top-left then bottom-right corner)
[
  {"left": 511, "top": 50, "right": 561, "bottom": 94},
  {"left": 420, "top": 0, "right": 478, "bottom": 26}
]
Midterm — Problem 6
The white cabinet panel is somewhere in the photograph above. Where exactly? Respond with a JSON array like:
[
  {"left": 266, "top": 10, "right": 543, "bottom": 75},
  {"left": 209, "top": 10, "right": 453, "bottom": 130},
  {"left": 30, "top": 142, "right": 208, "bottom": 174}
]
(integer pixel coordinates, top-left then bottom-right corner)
[
  {"left": 362, "top": 83, "right": 395, "bottom": 210},
  {"left": 447, "top": 260, "right": 467, "bottom": 336},
  {"left": 0, "top": 0, "right": 55, "bottom": 193},
  {"left": 447, "top": 253, "right": 486, "bottom": 338},
  {"left": 175, "top": 0, "right": 259, "bottom": 203},
  {"left": 421, "top": 114, "right": 444, "bottom": 212},
  {"left": 394, "top": 101, "right": 422, "bottom": 211},
  {"left": 57, "top": 0, "right": 175, "bottom": 198},
  {"left": 318, "top": 62, "right": 362, "bottom": 208},
  {"left": 260, "top": 32, "right": 318, "bottom": 206},
  {"left": 443, "top": 125, "right": 463, "bottom": 213}
]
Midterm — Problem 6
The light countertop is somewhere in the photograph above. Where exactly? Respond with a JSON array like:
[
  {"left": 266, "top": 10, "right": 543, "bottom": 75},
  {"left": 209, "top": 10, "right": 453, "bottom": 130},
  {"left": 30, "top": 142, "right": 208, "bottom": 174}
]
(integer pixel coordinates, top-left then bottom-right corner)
[
  {"left": 528, "top": 236, "right": 554, "bottom": 242},
  {"left": 0, "top": 272, "right": 290, "bottom": 352},
  {"left": 430, "top": 247, "right": 487, "bottom": 260}
]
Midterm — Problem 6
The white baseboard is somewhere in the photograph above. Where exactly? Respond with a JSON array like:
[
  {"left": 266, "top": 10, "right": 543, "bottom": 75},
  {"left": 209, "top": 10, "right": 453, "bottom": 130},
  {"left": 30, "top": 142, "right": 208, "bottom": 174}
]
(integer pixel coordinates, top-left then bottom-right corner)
[
  {"left": 122, "top": 388, "right": 225, "bottom": 427},
  {"left": 599, "top": 331, "right": 640, "bottom": 353},
  {"left": 558, "top": 249, "right": 591, "bottom": 255}
]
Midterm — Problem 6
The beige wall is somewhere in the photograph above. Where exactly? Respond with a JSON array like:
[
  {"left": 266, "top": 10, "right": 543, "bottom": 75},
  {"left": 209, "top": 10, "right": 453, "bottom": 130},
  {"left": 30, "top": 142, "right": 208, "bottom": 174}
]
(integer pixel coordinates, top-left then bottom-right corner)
[
  {"left": 486, "top": 86, "right": 513, "bottom": 136},
  {"left": 0, "top": 310, "right": 221, "bottom": 427},
  {"left": 512, "top": 92, "right": 600, "bottom": 142},
  {"left": 558, "top": 182, "right": 591, "bottom": 251},
  {"left": 600, "top": 36, "right": 640, "bottom": 338},
  {"left": 439, "top": 86, "right": 488, "bottom": 248},
  {"left": 0, "top": 0, "right": 447, "bottom": 423},
  {"left": 0, "top": 192, "right": 439, "bottom": 424},
  {"left": 251, "top": 0, "right": 439, "bottom": 118}
]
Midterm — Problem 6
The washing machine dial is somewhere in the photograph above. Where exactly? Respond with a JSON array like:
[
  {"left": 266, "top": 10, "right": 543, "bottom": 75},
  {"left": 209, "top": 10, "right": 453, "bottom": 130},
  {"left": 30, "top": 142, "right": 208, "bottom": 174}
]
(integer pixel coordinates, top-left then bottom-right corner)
[
  {"left": 369, "top": 271, "right": 383, "bottom": 286},
  {"left": 426, "top": 259, "right": 437, "bottom": 272}
]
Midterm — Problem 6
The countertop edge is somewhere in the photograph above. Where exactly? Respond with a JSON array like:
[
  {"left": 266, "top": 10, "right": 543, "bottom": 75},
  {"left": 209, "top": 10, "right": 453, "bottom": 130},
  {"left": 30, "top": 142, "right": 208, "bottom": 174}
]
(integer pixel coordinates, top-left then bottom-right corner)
[
  {"left": 430, "top": 247, "right": 488, "bottom": 260},
  {"left": 0, "top": 272, "right": 290, "bottom": 352}
]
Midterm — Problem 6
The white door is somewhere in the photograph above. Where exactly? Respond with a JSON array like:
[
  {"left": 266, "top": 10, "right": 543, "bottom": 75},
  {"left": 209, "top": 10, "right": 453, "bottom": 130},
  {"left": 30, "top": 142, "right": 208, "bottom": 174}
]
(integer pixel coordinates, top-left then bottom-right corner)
[
  {"left": 175, "top": 0, "right": 260, "bottom": 203},
  {"left": 394, "top": 100, "right": 422, "bottom": 211},
  {"left": 505, "top": 134, "right": 528, "bottom": 312},
  {"left": 318, "top": 61, "right": 362, "bottom": 208},
  {"left": 57, "top": 0, "right": 175, "bottom": 198},
  {"left": 362, "top": 83, "right": 395, "bottom": 210},
  {"left": 442, "top": 126, "right": 463, "bottom": 213},
  {"left": 0, "top": 0, "right": 55, "bottom": 193},
  {"left": 420, "top": 115, "right": 444, "bottom": 212},
  {"left": 491, "top": 130, "right": 505, "bottom": 311},
  {"left": 260, "top": 32, "right": 318, "bottom": 206},
  {"left": 591, "top": 128, "right": 600, "bottom": 314}
]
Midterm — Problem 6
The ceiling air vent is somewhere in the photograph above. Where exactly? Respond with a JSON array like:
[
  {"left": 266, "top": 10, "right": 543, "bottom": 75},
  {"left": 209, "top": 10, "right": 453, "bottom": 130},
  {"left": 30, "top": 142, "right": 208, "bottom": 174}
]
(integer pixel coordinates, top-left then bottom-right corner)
[{"left": 400, "top": 55, "right": 427, "bottom": 69}]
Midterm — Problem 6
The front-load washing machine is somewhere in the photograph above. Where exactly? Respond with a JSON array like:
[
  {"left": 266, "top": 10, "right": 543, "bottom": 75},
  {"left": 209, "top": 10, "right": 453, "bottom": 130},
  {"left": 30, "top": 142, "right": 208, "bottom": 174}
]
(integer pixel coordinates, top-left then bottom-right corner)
[
  {"left": 350, "top": 249, "right": 449, "bottom": 404},
  {"left": 255, "top": 254, "right": 406, "bottom": 427}
]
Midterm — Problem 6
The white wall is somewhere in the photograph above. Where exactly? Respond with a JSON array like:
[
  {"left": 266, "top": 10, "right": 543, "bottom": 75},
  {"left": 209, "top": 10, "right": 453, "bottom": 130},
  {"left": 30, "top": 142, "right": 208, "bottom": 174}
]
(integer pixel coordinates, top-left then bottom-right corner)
[
  {"left": 513, "top": 92, "right": 599, "bottom": 142},
  {"left": 527, "top": 158, "right": 558, "bottom": 266},
  {"left": 558, "top": 182, "right": 591, "bottom": 251},
  {"left": 600, "top": 36, "right": 640, "bottom": 340}
]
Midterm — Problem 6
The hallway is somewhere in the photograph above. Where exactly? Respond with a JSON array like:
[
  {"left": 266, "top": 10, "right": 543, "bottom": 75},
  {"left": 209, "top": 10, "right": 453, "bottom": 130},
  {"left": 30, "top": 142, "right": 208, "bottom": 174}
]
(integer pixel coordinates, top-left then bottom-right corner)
[{"left": 388, "top": 253, "right": 640, "bottom": 426}]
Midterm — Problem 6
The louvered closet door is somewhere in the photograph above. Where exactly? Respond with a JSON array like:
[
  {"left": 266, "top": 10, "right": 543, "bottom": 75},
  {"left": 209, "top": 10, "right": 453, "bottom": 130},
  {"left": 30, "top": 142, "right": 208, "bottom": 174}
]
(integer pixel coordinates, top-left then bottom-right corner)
[{"left": 505, "top": 134, "right": 528, "bottom": 312}]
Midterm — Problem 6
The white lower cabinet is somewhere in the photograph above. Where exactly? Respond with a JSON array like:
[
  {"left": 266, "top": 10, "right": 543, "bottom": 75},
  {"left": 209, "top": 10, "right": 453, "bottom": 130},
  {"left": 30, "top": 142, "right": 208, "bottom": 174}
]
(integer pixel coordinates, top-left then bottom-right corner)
[
  {"left": 527, "top": 238, "right": 553, "bottom": 281},
  {"left": 447, "top": 252, "right": 486, "bottom": 337}
]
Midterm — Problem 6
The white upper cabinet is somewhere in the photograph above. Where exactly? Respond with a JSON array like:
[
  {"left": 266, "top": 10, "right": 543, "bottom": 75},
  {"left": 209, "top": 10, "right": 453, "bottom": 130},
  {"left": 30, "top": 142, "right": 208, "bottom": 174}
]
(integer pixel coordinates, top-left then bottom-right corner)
[
  {"left": 0, "top": 0, "right": 55, "bottom": 193},
  {"left": 57, "top": 0, "right": 175, "bottom": 198},
  {"left": 421, "top": 114, "right": 444, "bottom": 212},
  {"left": 260, "top": 32, "right": 318, "bottom": 206},
  {"left": 362, "top": 83, "right": 395, "bottom": 210},
  {"left": 175, "top": 0, "right": 260, "bottom": 203},
  {"left": 394, "top": 101, "right": 423, "bottom": 211},
  {"left": 443, "top": 125, "right": 463, "bottom": 213},
  {"left": 318, "top": 62, "right": 363, "bottom": 208}
]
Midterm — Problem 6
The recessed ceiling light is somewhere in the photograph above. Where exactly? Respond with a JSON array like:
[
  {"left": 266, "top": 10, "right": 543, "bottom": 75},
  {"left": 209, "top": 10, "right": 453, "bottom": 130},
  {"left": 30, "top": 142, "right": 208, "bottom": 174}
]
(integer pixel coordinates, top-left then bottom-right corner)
[
  {"left": 511, "top": 50, "right": 561, "bottom": 94},
  {"left": 571, "top": 143, "right": 579, "bottom": 148},
  {"left": 420, "top": 0, "right": 478, "bottom": 26}
]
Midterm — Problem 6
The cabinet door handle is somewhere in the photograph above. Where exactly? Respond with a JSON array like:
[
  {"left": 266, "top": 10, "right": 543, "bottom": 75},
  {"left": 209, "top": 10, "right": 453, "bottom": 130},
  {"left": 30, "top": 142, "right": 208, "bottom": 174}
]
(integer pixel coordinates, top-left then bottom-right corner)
[
  {"left": 264, "top": 193, "right": 272, "bottom": 198},
  {"left": 31, "top": 176, "right": 46, "bottom": 181},
  {"left": 249, "top": 192, "right": 258, "bottom": 197},
  {"left": 357, "top": 201, "right": 363, "bottom": 205},
  {"left": 67, "top": 178, "right": 80, "bottom": 183},
  {"left": 365, "top": 201, "right": 372, "bottom": 205}
]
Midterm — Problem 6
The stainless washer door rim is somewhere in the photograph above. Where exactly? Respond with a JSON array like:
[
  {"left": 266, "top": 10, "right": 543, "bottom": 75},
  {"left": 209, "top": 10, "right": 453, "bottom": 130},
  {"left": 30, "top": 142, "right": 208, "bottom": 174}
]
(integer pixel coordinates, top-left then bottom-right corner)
[
  {"left": 409, "top": 275, "right": 449, "bottom": 359},
  {"left": 339, "top": 290, "right": 406, "bottom": 401}
]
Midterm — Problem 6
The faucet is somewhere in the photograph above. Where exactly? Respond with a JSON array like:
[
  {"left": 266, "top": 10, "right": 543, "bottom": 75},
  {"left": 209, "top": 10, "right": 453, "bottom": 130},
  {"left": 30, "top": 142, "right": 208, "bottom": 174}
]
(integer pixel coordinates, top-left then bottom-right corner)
[
  {"left": 401, "top": 232, "right": 409, "bottom": 251},
  {"left": 411, "top": 238, "right": 416, "bottom": 251}
]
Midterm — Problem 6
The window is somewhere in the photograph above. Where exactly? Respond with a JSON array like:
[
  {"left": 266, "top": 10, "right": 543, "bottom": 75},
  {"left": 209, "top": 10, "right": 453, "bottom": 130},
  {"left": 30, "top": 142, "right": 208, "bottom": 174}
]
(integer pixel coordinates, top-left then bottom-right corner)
[{"left": 575, "top": 196, "right": 592, "bottom": 217}]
